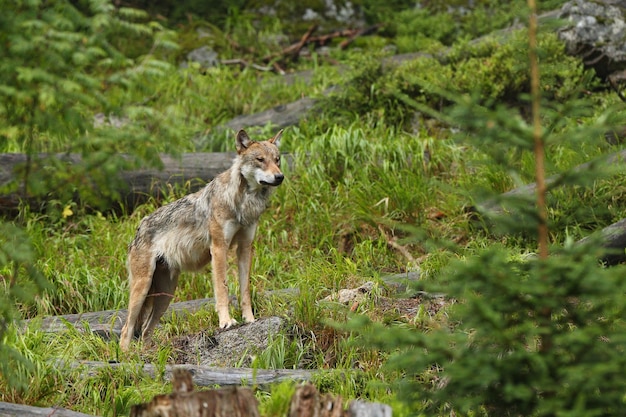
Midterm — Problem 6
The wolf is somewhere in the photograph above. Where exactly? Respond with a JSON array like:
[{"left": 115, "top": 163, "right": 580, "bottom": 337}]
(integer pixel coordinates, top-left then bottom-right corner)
[{"left": 119, "top": 129, "right": 284, "bottom": 351}]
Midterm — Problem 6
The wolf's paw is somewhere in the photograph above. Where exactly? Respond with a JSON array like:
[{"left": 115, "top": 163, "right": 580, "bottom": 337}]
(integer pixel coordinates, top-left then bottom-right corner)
[{"left": 219, "top": 317, "right": 238, "bottom": 329}]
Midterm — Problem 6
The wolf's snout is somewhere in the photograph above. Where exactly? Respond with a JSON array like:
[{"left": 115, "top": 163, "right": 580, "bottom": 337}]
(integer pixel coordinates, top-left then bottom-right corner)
[{"left": 273, "top": 173, "right": 284, "bottom": 185}]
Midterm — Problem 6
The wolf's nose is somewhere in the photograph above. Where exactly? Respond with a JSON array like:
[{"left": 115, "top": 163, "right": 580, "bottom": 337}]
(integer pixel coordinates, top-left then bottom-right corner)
[{"left": 274, "top": 173, "right": 284, "bottom": 184}]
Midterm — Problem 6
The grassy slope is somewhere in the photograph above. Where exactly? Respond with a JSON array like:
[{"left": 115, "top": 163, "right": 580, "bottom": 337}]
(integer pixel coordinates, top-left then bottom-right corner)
[{"left": 2, "top": 2, "right": 626, "bottom": 416}]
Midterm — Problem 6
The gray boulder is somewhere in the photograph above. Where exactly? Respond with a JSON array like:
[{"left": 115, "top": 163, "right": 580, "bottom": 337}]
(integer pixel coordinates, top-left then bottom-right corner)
[{"left": 559, "top": 0, "right": 626, "bottom": 78}]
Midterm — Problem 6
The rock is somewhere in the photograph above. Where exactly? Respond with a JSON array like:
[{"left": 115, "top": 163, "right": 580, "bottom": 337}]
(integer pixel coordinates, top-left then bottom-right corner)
[
  {"left": 558, "top": 0, "right": 626, "bottom": 78},
  {"left": 173, "top": 316, "right": 287, "bottom": 367},
  {"left": 183, "top": 46, "right": 219, "bottom": 69},
  {"left": 323, "top": 281, "right": 376, "bottom": 304}
]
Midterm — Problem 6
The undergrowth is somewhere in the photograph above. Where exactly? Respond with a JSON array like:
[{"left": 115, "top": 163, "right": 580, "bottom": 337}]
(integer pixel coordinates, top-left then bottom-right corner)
[{"left": 2, "top": 1, "right": 626, "bottom": 416}]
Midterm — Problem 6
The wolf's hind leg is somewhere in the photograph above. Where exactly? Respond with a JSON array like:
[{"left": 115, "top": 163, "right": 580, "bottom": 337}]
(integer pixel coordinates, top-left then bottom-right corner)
[
  {"left": 120, "top": 250, "right": 156, "bottom": 351},
  {"left": 139, "top": 259, "right": 179, "bottom": 341}
]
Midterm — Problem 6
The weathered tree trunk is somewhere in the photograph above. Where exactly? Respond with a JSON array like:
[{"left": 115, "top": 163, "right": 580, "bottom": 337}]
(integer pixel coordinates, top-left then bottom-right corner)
[
  {"left": 30, "top": 273, "right": 412, "bottom": 336},
  {"left": 68, "top": 361, "right": 313, "bottom": 387},
  {"left": 469, "top": 149, "right": 626, "bottom": 265},
  {"left": 0, "top": 152, "right": 239, "bottom": 214},
  {"left": 471, "top": 148, "right": 626, "bottom": 219},
  {"left": 131, "top": 369, "right": 260, "bottom": 417},
  {"left": 288, "top": 383, "right": 392, "bottom": 417},
  {"left": 30, "top": 294, "right": 242, "bottom": 336},
  {"left": 577, "top": 217, "right": 626, "bottom": 265},
  {"left": 0, "top": 402, "right": 96, "bottom": 417}
]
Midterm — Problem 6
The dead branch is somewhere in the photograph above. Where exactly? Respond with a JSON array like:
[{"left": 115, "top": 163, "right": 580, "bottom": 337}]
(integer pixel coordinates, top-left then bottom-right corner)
[
  {"left": 339, "top": 24, "right": 383, "bottom": 49},
  {"left": 378, "top": 225, "right": 417, "bottom": 265},
  {"left": 220, "top": 59, "right": 273, "bottom": 72}
]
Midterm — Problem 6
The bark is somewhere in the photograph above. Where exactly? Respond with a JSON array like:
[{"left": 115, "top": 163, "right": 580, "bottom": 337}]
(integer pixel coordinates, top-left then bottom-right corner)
[
  {"left": 288, "top": 384, "right": 392, "bottom": 417},
  {"left": 129, "top": 371, "right": 391, "bottom": 417},
  {"left": 470, "top": 148, "right": 626, "bottom": 218},
  {"left": 130, "top": 369, "right": 260, "bottom": 417},
  {"left": 577, "top": 217, "right": 626, "bottom": 265},
  {"left": 69, "top": 361, "right": 312, "bottom": 387},
  {"left": 289, "top": 384, "right": 343, "bottom": 417},
  {"left": 0, "top": 402, "right": 96, "bottom": 417},
  {"left": 0, "top": 152, "right": 235, "bottom": 214}
]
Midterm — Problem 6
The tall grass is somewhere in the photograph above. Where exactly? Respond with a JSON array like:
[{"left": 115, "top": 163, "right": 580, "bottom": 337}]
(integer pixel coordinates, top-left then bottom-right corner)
[{"left": 3, "top": 24, "right": 626, "bottom": 417}]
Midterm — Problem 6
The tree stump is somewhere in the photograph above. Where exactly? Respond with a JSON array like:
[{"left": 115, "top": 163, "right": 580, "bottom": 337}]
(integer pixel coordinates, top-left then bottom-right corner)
[
  {"left": 289, "top": 383, "right": 343, "bottom": 417},
  {"left": 288, "top": 384, "right": 392, "bottom": 417},
  {"left": 130, "top": 369, "right": 259, "bottom": 417}
]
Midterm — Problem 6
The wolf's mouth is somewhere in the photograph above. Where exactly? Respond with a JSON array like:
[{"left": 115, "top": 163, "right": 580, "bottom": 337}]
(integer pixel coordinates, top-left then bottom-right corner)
[
  {"left": 261, "top": 179, "right": 283, "bottom": 186},
  {"left": 261, "top": 175, "right": 284, "bottom": 186}
]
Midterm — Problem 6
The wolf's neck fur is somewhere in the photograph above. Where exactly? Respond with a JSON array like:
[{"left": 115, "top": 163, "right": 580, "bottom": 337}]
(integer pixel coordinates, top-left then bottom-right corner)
[{"left": 205, "top": 156, "right": 273, "bottom": 226}]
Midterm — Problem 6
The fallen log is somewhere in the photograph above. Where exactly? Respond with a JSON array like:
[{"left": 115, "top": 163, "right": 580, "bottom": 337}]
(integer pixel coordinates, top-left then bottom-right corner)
[
  {"left": 71, "top": 361, "right": 313, "bottom": 387},
  {"left": 577, "top": 217, "right": 626, "bottom": 265},
  {"left": 471, "top": 148, "right": 626, "bottom": 219},
  {"left": 0, "top": 402, "right": 96, "bottom": 417},
  {"left": 30, "top": 273, "right": 413, "bottom": 336},
  {"left": 0, "top": 152, "right": 295, "bottom": 214},
  {"left": 30, "top": 289, "right": 300, "bottom": 336},
  {"left": 130, "top": 370, "right": 390, "bottom": 417},
  {"left": 471, "top": 148, "right": 626, "bottom": 265},
  {"left": 0, "top": 152, "right": 231, "bottom": 214}
]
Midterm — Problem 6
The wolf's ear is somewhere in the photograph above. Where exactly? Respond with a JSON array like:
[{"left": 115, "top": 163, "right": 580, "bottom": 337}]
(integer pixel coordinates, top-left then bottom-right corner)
[
  {"left": 236, "top": 129, "right": 253, "bottom": 153},
  {"left": 268, "top": 129, "right": 283, "bottom": 148}
]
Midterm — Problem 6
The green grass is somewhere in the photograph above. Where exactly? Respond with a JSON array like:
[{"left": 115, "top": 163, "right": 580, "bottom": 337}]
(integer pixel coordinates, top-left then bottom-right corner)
[
  {"left": 4, "top": 111, "right": 625, "bottom": 415},
  {"left": 3, "top": 3, "right": 626, "bottom": 415}
]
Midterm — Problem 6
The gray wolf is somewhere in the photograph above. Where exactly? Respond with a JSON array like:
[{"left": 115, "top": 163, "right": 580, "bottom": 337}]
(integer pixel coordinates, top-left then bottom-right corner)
[{"left": 119, "top": 129, "right": 284, "bottom": 351}]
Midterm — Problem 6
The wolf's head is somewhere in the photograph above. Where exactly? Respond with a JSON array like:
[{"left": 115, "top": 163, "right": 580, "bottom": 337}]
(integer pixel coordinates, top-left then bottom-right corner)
[{"left": 236, "top": 129, "right": 284, "bottom": 190}]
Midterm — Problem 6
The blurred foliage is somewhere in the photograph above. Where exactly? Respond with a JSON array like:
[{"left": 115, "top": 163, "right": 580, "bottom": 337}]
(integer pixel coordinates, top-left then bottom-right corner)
[
  {"left": 351, "top": 29, "right": 626, "bottom": 414},
  {"left": 0, "top": 223, "right": 49, "bottom": 390},
  {"left": 0, "top": 0, "right": 183, "bottom": 211},
  {"left": 359, "top": 243, "right": 626, "bottom": 416}
]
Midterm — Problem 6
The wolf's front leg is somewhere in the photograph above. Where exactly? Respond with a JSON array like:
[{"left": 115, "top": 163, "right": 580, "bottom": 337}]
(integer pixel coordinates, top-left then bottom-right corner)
[
  {"left": 236, "top": 236, "right": 256, "bottom": 324},
  {"left": 210, "top": 241, "right": 237, "bottom": 329}
]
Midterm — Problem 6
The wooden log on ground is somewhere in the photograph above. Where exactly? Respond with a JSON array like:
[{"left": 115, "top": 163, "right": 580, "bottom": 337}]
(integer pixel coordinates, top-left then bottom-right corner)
[
  {"left": 71, "top": 361, "right": 313, "bottom": 387},
  {"left": 0, "top": 152, "right": 235, "bottom": 214},
  {"left": 288, "top": 383, "right": 392, "bottom": 417},
  {"left": 30, "top": 273, "right": 412, "bottom": 336},
  {"left": 0, "top": 402, "right": 96, "bottom": 417},
  {"left": 471, "top": 148, "right": 626, "bottom": 219},
  {"left": 30, "top": 295, "right": 237, "bottom": 336},
  {"left": 577, "top": 217, "right": 626, "bottom": 265},
  {"left": 131, "top": 369, "right": 260, "bottom": 417},
  {"left": 30, "top": 288, "right": 300, "bottom": 336}
]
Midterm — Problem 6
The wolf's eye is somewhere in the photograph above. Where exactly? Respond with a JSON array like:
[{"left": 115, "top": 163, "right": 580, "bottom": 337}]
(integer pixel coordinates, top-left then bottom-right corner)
[
  {"left": 256, "top": 157, "right": 265, "bottom": 163},
  {"left": 276, "top": 157, "right": 281, "bottom": 165}
]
